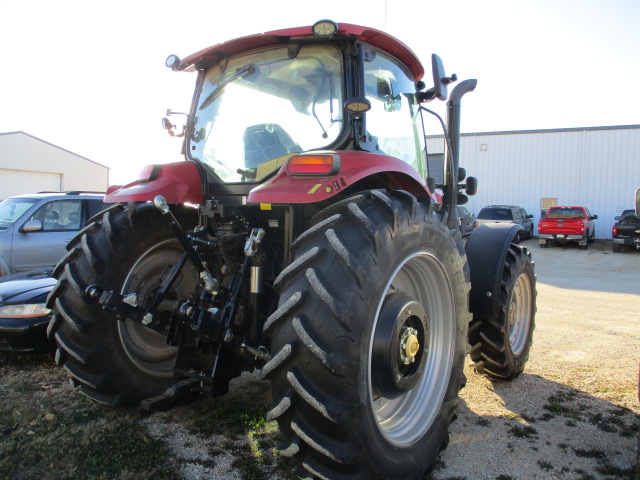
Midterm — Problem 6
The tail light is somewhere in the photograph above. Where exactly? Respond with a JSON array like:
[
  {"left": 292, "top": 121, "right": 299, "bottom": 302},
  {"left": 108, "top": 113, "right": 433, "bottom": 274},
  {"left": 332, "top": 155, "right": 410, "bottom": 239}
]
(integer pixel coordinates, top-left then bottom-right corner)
[
  {"left": 473, "top": 220, "right": 478, "bottom": 229},
  {"left": 612, "top": 226, "right": 617, "bottom": 236},
  {"left": 287, "top": 154, "right": 339, "bottom": 176}
]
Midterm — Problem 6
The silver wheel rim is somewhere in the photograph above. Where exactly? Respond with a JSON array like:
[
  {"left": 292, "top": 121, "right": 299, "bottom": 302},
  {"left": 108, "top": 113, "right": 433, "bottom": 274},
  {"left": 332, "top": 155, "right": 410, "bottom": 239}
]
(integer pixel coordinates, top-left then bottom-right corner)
[
  {"left": 508, "top": 272, "right": 532, "bottom": 355},
  {"left": 118, "top": 240, "right": 197, "bottom": 377},
  {"left": 369, "top": 252, "right": 456, "bottom": 446}
]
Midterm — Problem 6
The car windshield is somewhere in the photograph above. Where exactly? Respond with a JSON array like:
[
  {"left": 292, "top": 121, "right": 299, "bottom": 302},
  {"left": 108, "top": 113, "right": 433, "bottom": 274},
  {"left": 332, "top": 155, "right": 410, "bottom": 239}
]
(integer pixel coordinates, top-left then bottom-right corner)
[
  {"left": 546, "top": 208, "right": 584, "bottom": 219},
  {"left": 189, "top": 43, "right": 343, "bottom": 183},
  {"left": 0, "top": 198, "right": 38, "bottom": 230},
  {"left": 478, "top": 208, "right": 513, "bottom": 220}
]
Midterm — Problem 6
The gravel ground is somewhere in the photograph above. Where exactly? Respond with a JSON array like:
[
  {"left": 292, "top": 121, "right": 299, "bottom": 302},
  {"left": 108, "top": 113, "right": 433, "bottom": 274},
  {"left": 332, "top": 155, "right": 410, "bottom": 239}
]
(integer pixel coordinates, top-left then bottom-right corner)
[
  {"left": 148, "top": 238, "right": 640, "bottom": 480},
  {"left": 432, "top": 239, "right": 640, "bottom": 480}
]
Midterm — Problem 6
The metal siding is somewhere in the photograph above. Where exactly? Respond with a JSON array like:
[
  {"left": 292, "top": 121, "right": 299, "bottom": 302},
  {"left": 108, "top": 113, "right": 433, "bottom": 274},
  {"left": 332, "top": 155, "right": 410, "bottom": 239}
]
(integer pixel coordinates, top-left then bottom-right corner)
[
  {"left": 0, "top": 132, "right": 109, "bottom": 192},
  {"left": 428, "top": 126, "right": 640, "bottom": 239}
]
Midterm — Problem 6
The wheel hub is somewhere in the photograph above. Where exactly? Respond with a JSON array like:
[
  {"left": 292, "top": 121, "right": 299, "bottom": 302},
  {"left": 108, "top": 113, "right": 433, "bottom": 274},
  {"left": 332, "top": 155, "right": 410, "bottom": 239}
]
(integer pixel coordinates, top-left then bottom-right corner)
[{"left": 372, "top": 293, "right": 429, "bottom": 399}]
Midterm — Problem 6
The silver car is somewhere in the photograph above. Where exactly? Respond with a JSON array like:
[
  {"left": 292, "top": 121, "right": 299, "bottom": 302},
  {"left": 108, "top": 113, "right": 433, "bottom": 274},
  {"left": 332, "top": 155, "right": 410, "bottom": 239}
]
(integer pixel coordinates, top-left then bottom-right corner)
[
  {"left": 474, "top": 204, "right": 534, "bottom": 242},
  {"left": 0, "top": 192, "right": 108, "bottom": 276}
]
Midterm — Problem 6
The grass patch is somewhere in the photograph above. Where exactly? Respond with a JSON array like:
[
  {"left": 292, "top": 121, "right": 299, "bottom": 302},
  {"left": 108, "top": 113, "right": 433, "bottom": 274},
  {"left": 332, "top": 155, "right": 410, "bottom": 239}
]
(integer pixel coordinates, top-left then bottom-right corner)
[
  {"left": 189, "top": 396, "right": 271, "bottom": 437},
  {"left": 0, "top": 413, "right": 178, "bottom": 479},
  {"left": 184, "top": 390, "right": 296, "bottom": 480}
]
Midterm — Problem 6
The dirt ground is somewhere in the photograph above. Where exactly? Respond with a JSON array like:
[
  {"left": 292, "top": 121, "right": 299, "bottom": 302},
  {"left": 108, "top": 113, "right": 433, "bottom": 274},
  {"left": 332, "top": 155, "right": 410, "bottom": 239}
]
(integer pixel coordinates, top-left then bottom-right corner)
[{"left": 1, "top": 238, "right": 639, "bottom": 480}]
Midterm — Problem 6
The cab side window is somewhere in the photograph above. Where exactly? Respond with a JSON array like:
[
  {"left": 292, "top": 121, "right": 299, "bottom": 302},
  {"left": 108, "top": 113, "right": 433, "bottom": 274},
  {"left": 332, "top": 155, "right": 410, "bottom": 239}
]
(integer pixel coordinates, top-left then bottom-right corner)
[{"left": 29, "top": 200, "right": 83, "bottom": 231}]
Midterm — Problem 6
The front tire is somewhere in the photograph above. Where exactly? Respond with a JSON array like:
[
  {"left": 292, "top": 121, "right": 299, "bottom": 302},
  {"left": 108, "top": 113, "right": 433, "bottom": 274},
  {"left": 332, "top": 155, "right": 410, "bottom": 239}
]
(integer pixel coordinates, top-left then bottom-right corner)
[
  {"left": 263, "top": 190, "right": 470, "bottom": 479},
  {"left": 47, "top": 203, "right": 198, "bottom": 406},
  {"left": 469, "top": 244, "right": 536, "bottom": 380}
]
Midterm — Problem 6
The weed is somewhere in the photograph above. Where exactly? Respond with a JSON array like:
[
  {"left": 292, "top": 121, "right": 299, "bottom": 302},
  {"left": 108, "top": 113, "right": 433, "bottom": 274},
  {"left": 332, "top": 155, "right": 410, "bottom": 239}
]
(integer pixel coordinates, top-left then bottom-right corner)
[
  {"left": 476, "top": 418, "right": 490, "bottom": 427},
  {"left": 508, "top": 425, "right": 538, "bottom": 439},
  {"left": 537, "top": 460, "right": 553, "bottom": 471},
  {"left": 572, "top": 447, "right": 607, "bottom": 460}
]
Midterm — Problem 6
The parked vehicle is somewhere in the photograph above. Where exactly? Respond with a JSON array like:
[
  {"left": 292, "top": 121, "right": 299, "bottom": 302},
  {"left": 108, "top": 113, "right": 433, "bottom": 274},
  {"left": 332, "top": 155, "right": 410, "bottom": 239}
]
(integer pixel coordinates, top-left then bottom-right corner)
[
  {"left": 538, "top": 206, "right": 597, "bottom": 249},
  {"left": 457, "top": 205, "right": 475, "bottom": 238},
  {"left": 0, "top": 269, "right": 55, "bottom": 353},
  {"left": 612, "top": 209, "right": 640, "bottom": 252},
  {"left": 474, "top": 205, "right": 534, "bottom": 242},
  {"left": 47, "top": 20, "right": 536, "bottom": 479},
  {"left": 0, "top": 192, "right": 109, "bottom": 276}
]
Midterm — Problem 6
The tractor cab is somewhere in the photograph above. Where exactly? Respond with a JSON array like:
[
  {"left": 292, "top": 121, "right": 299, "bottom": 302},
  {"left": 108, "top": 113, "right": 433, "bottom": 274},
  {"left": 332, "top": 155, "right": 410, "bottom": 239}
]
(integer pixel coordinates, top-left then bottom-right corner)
[{"left": 166, "top": 20, "right": 447, "bottom": 197}]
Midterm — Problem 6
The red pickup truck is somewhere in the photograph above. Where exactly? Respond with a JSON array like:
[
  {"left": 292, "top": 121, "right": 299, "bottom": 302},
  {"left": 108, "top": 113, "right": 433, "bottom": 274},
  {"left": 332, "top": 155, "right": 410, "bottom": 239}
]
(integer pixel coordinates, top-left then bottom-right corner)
[{"left": 538, "top": 206, "right": 598, "bottom": 249}]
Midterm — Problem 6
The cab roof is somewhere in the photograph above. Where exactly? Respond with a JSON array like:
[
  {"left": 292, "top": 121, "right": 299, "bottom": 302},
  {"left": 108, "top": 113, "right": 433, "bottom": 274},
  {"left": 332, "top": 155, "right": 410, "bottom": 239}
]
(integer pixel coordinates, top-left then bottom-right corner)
[{"left": 177, "top": 22, "right": 425, "bottom": 81}]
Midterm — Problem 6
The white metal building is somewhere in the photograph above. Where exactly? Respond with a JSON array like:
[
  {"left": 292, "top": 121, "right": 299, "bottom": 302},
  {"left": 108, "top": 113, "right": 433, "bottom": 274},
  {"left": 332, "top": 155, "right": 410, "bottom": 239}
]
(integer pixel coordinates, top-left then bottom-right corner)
[
  {"left": 0, "top": 131, "right": 109, "bottom": 199},
  {"left": 427, "top": 124, "right": 640, "bottom": 240}
]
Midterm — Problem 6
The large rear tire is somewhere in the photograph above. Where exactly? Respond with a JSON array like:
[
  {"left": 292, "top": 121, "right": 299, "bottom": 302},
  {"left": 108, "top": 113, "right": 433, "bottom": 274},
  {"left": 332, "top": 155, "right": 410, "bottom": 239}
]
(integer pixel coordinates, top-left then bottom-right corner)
[
  {"left": 263, "top": 190, "right": 470, "bottom": 479},
  {"left": 469, "top": 244, "right": 536, "bottom": 380},
  {"left": 46, "top": 203, "right": 198, "bottom": 406}
]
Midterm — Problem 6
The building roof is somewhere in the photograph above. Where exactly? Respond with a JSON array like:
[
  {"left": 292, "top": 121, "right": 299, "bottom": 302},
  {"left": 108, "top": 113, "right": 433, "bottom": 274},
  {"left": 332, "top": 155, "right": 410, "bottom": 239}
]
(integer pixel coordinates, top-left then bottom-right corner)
[{"left": 0, "top": 131, "right": 109, "bottom": 170}]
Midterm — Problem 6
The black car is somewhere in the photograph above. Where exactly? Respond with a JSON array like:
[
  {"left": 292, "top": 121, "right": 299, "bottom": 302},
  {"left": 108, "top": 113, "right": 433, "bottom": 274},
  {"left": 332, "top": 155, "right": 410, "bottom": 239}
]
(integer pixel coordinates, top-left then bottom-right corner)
[
  {"left": 0, "top": 269, "right": 56, "bottom": 353},
  {"left": 612, "top": 209, "right": 640, "bottom": 252}
]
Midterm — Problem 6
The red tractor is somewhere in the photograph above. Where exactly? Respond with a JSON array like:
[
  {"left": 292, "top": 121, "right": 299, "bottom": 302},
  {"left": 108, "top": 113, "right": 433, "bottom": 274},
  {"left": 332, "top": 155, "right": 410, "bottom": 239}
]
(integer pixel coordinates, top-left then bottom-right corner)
[{"left": 47, "top": 20, "right": 536, "bottom": 479}]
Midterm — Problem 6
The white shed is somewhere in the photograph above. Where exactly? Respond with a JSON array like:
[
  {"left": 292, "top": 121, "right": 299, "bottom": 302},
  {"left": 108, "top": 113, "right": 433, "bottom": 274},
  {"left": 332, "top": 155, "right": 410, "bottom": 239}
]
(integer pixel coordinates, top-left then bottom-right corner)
[
  {"left": 0, "top": 131, "right": 109, "bottom": 199},
  {"left": 427, "top": 124, "right": 640, "bottom": 239}
]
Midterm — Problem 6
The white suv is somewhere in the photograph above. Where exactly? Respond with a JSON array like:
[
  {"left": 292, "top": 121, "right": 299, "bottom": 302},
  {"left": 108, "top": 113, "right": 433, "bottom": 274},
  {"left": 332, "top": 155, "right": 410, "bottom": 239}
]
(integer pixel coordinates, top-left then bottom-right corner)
[
  {"left": 474, "top": 205, "right": 534, "bottom": 242},
  {"left": 0, "top": 192, "right": 108, "bottom": 276}
]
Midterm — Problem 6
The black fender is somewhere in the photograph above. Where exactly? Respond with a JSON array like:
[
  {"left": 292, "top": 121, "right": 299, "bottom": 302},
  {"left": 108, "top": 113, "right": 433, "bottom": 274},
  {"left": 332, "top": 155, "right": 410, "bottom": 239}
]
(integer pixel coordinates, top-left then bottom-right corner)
[{"left": 464, "top": 223, "right": 522, "bottom": 318}]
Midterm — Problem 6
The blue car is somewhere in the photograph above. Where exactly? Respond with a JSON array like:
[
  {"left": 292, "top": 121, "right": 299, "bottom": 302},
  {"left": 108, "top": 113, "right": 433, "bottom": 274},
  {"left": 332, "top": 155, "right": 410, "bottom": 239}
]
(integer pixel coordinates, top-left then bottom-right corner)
[{"left": 0, "top": 269, "right": 56, "bottom": 353}]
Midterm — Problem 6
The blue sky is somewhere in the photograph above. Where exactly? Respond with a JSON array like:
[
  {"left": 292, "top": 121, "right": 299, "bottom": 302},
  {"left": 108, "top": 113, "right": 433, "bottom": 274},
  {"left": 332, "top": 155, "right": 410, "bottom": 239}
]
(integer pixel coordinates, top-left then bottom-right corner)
[{"left": 1, "top": 0, "right": 638, "bottom": 184}]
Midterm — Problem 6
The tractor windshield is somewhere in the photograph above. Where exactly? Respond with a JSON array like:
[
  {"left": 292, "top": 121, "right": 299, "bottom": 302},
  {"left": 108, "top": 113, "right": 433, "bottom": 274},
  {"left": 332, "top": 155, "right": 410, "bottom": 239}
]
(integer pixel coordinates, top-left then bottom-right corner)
[{"left": 189, "top": 43, "right": 343, "bottom": 183}]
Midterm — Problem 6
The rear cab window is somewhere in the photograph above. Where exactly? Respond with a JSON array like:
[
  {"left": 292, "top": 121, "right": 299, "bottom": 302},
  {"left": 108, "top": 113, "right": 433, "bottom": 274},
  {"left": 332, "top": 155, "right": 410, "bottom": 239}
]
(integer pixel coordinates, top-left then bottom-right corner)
[{"left": 478, "top": 208, "right": 513, "bottom": 220}]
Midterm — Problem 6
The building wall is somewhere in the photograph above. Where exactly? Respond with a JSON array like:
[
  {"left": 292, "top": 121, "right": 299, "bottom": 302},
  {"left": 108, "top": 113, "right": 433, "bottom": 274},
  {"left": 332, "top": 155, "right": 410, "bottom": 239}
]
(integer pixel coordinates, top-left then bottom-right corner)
[
  {"left": 0, "top": 132, "right": 109, "bottom": 198},
  {"left": 427, "top": 125, "right": 640, "bottom": 239}
]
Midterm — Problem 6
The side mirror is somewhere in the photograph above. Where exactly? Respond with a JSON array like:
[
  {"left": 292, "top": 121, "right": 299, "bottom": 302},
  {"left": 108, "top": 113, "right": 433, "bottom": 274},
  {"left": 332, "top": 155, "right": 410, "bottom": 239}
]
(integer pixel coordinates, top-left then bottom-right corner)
[
  {"left": 22, "top": 220, "right": 43, "bottom": 232},
  {"left": 592, "top": 214, "right": 598, "bottom": 220},
  {"left": 431, "top": 54, "right": 449, "bottom": 101},
  {"left": 465, "top": 176, "right": 478, "bottom": 196},
  {"left": 417, "top": 54, "right": 457, "bottom": 103}
]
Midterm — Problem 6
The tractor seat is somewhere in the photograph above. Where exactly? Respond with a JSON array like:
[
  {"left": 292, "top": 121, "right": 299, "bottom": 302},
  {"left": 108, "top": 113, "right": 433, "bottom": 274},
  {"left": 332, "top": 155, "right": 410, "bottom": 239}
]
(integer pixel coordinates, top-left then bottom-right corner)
[{"left": 243, "top": 124, "right": 301, "bottom": 169}]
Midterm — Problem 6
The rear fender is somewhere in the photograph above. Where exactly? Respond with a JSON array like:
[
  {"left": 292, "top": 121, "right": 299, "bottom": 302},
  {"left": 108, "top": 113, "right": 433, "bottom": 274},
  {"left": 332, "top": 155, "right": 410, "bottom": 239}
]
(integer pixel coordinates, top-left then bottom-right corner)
[
  {"left": 248, "top": 151, "right": 431, "bottom": 204},
  {"left": 465, "top": 223, "right": 523, "bottom": 318},
  {"left": 104, "top": 161, "right": 203, "bottom": 205}
]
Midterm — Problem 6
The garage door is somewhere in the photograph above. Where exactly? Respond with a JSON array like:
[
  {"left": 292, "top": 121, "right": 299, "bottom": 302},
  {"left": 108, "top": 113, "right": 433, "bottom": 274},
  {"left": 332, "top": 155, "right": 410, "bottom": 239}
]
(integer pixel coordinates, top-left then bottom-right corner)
[{"left": 0, "top": 169, "right": 61, "bottom": 199}]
